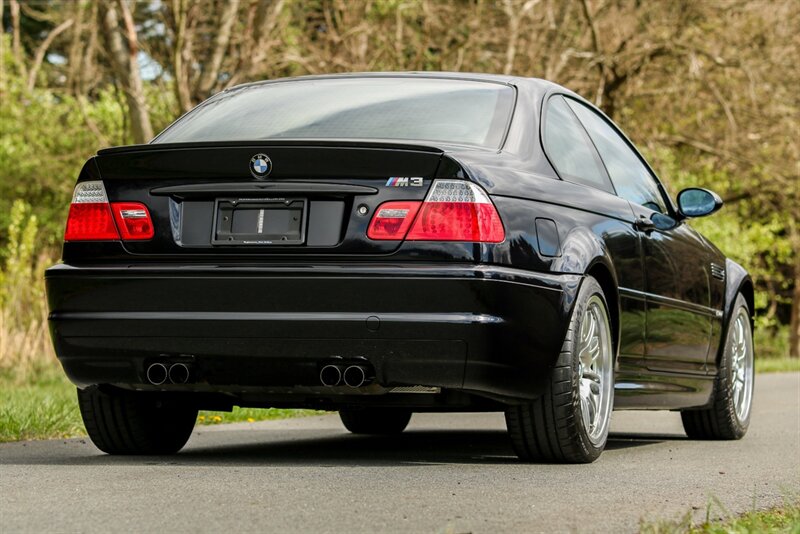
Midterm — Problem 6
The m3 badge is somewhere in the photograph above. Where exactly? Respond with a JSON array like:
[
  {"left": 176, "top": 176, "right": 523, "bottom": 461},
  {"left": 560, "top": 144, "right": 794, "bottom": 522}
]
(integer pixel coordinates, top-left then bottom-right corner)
[{"left": 386, "top": 177, "right": 423, "bottom": 187}]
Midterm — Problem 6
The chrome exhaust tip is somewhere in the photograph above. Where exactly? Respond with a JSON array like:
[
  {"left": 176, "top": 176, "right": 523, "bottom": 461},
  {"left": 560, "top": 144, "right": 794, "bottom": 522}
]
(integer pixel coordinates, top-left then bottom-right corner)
[
  {"left": 343, "top": 365, "right": 370, "bottom": 388},
  {"left": 320, "top": 365, "right": 343, "bottom": 387},
  {"left": 146, "top": 363, "right": 168, "bottom": 385},
  {"left": 168, "top": 363, "right": 191, "bottom": 384}
]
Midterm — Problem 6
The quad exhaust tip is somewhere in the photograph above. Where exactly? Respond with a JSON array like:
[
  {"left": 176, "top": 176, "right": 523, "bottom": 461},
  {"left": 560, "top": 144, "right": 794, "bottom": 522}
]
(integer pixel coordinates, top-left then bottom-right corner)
[
  {"left": 168, "top": 363, "right": 191, "bottom": 384},
  {"left": 343, "top": 365, "right": 371, "bottom": 388},
  {"left": 146, "top": 363, "right": 168, "bottom": 385},
  {"left": 146, "top": 362, "right": 193, "bottom": 385},
  {"left": 319, "top": 364, "right": 374, "bottom": 388},
  {"left": 320, "top": 365, "right": 343, "bottom": 387}
]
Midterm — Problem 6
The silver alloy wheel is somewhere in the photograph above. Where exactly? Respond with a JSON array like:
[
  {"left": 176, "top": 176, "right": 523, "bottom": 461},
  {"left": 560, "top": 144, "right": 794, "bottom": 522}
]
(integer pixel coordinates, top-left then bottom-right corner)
[
  {"left": 730, "top": 308, "right": 754, "bottom": 423},
  {"left": 578, "top": 295, "right": 614, "bottom": 446}
]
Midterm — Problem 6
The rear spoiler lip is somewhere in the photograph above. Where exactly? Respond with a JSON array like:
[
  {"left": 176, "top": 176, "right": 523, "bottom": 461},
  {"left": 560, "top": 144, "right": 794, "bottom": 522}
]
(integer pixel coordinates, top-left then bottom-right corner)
[{"left": 95, "top": 139, "right": 478, "bottom": 156}]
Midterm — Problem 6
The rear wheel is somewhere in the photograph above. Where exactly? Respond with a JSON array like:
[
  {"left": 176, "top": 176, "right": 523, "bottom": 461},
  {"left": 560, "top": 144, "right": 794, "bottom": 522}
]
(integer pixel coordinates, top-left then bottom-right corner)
[
  {"left": 339, "top": 408, "right": 412, "bottom": 434},
  {"left": 681, "top": 293, "right": 754, "bottom": 439},
  {"left": 77, "top": 387, "right": 197, "bottom": 455},
  {"left": 505, "top": 276, "right": 615, "bottom": 463}
]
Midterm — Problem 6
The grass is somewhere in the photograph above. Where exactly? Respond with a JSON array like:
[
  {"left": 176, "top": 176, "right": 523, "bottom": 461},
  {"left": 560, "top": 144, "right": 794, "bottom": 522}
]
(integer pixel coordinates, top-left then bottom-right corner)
[
  {"left": 641, "top": 499, "right": 800, "bottom": 533},
  {"left": 0, "top": 375, "right": 85, "bottom": 442},
  {"left": 0, "top": 371, "right": 320, "bottom": 444},
  {"left": 196, "top": 406, "right": 322, "bottom": 426},
  {"left": 756, "top": 357, "right": 800, "bottom": 374}
]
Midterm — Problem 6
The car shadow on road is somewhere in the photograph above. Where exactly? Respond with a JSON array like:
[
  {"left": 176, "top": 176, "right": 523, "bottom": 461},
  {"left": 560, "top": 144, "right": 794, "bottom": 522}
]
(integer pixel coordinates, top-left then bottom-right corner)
[
  {"left": 606, "top": 432, "right": 688, "bottom": 451},
  {"left": 186, "top": 429, "right": 519, "bottom": 465},
  {"left": 1, "top": 429, "right": 688, "bottom": 467}
]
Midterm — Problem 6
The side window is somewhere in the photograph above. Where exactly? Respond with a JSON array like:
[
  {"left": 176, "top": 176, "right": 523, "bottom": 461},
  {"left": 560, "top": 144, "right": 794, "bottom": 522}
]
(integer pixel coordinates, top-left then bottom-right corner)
[
  {"left": 543, "top": 96, "right": 614, "bottom": 193},
  {"left": 565, "top": 99, "right": 667, "bottom": 213}
]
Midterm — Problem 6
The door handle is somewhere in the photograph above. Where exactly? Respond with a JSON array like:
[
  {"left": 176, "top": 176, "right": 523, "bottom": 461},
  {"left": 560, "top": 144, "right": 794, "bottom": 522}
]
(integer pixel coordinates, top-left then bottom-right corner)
[{"left": 633, "top": 215, "right": 656, "bottom": 233}]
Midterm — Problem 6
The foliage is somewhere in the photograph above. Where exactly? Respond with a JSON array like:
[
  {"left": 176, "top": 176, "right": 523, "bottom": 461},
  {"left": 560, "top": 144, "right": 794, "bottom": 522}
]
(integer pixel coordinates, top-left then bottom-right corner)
[
  {"left": 0, "top": 199, "right": 54, "bottom": 381},
  {"left": 755, "top": 353, "right": 799, "bottom": 374},
  {"left": 0, "top": 372, "right": 85, "bottom": 442},
  {"left": 0, "top": 37, "right": 175, "bottom": 245},
  {"left": 640, "top": 497, "right": 800, "bottom": 534}
]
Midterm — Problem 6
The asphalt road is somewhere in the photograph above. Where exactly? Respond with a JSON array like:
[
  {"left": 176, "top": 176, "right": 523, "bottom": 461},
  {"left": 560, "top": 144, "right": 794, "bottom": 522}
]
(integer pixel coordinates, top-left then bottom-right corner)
[{"left": 1, "top": 372, "right": 798, "bottom": 533}]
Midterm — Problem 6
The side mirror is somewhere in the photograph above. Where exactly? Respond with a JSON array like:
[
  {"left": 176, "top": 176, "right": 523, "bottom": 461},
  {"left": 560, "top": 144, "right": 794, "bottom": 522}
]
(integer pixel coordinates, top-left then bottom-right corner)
[{"left": 677, "top": 188, "right": 723, "bottom": 218}]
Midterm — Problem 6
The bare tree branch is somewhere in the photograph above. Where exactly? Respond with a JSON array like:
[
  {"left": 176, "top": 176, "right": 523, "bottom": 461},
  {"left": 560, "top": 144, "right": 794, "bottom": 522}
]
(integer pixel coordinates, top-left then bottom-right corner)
[
  {"left": 170, "top": 0, "right": 193, "bottom": 113},
  {"left": 196, "top": 0, "right": 241, "bottom": 99},
  {"left": 26, "top": 18, "right": 74, "bottom": 92},
  {"left": 0, "top": 0, "right": 5, "bottom": 96},
  {"left": 99, "top": 0, "right": 154, "bottom": 143},
  {"left": 579, "top": 0, "right": 606, "bottom": 106},
  {"left": 502, "top": 0, "right": 541, "bottom": 75},
  {"left": 9, "top": 0, "right": 27, "bottom": 79}
]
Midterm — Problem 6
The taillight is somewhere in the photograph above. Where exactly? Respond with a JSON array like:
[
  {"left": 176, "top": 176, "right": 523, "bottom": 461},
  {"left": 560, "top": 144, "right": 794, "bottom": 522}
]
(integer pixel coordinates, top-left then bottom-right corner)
[
  {"left": 64, "top": 181, "right": 119, "bottom": 241},
  {"left": 366, "top": 180, "right": 505, "bottom": 243},
  {"left": 64, "top": 181, "right": 154, "bottom": 242},
  {"left": 111, "top": 202, "right": 154, "bottom": 240},
  {"left": 367, "top": 201, "right": 422, "bottom": 240},
  {"left": 407, "top": 180, "right": 504, "bottom": 242}
]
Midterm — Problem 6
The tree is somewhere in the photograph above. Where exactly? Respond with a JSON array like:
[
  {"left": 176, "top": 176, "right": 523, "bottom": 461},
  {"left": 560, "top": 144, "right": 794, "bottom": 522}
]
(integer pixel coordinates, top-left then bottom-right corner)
[{"left": 98, "top": 0, "right": 153, "bottom": 144}]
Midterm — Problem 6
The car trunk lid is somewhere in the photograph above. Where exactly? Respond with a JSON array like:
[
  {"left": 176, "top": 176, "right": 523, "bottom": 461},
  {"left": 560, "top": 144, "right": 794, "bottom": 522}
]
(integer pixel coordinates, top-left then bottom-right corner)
[{"left": 91, "top": 141, "right": 447, "bottom": 257}]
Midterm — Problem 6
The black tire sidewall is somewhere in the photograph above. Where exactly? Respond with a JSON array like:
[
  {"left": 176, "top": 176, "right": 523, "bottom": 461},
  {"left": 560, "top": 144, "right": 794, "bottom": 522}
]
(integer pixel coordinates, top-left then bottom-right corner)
[
  {"left": 569, "top": 277, "right": 615, "bottom": 460},
  {"left": 717, "top": 294, "right": 753, "bottom": 436}
]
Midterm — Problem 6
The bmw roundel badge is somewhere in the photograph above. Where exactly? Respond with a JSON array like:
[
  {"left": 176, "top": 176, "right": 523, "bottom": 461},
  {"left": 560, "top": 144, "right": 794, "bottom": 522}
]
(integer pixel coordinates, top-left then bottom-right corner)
[{"left": 249, "top": 153, "right": 272, "bottom": 178}]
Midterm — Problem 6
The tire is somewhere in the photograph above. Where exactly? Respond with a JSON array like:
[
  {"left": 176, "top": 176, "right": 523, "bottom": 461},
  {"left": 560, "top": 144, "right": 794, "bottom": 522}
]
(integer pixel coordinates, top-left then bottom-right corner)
[
  {"left": 681, "top": 293, "right": 754, "bottom": 440},
  {"left": 77, "top": 387, "right": 197, "bottom": 455},
  {"left": 339, "top": 408, "right": 412, "bottom": 434},
  {"left": 505, "top": 276, "right": 615, "bottom": 463}
]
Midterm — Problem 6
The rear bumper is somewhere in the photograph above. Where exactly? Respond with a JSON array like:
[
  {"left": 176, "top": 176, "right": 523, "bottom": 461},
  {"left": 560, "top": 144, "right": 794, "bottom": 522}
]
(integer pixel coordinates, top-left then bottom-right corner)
[{"left": 46, "top": 262, "right": 581, "bottom": 401}]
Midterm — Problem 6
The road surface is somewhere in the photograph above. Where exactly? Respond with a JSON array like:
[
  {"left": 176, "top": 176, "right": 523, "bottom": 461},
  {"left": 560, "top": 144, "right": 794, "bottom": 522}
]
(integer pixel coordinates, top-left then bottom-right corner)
[{"left": 1, "top": 372, "right": 798, "bottom": 533}]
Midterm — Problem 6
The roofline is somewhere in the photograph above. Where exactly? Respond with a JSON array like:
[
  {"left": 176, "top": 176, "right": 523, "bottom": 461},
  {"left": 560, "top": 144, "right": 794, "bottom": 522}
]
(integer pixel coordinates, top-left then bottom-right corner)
[{"left": 224, "top": 71, "right": 556, "bottom": 93}]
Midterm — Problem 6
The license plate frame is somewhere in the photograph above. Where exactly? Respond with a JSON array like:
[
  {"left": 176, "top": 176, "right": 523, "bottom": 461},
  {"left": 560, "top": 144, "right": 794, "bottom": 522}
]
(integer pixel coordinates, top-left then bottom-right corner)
[{"left": 211, "top": 197, "right": 307, "bottom": 245}]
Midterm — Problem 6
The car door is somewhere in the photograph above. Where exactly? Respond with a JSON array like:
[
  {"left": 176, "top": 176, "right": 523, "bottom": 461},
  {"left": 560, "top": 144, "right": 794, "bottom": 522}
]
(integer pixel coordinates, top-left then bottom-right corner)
[
  {"left": 541, "top": 95, "right": 646, "bottom": 371},
  {"left": 565, "top": 98, "right": 714, "bottom": 374}
]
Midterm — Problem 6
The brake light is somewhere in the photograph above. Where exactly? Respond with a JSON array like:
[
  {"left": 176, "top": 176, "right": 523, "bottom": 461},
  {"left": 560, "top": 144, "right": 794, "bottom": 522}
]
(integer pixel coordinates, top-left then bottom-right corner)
[
  {"left": 111, "top": 202, "right": 154, "bottom": 240},
  {"left": 367, "top": 201, "right": 422, "bottom": 240},
  {"left": 366, "top": 180, "right": 505, "bottom": 243},
  {"left": 64, "top": 181, "right": 154, "bottom": 242},
  {"left": 405, "top": 180, "right": 504, "bottom": 242},
  {"left": 64, "top": 181, "right": 119, "bottom": 241}
]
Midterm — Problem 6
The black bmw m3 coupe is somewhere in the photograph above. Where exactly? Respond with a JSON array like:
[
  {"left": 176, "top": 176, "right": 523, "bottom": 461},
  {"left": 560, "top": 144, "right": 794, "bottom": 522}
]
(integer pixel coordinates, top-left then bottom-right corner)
[{"left": 46, "top": 73, "right": 755, "bottom": 462}]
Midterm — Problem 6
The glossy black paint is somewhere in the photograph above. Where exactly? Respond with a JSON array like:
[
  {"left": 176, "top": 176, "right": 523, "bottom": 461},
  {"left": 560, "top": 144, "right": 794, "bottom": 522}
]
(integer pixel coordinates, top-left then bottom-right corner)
[
  {"left": 47, "top": 72, "right": 751, "bottom": 411},
  {"left": 47, "top": 262, "right": 579, "bottom": 403}
]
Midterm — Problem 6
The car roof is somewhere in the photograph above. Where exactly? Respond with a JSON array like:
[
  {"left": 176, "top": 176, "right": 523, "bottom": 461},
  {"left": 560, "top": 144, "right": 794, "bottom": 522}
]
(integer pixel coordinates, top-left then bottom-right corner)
[{"left": 226, "top": 71, "right": 565, "bottom": 94}]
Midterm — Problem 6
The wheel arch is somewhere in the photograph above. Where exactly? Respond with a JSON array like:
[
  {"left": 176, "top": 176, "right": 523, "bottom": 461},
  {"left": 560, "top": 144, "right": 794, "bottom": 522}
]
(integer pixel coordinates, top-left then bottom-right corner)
[
  {"left": 724, "top": 259, "right": 754, "bottom": 325},
  {"left": 718, "top": 258, "right": 755, "bottom": 365},
  {"left": 585, "top": 259, "right": 621, "bottom": 358},
  {"left": 550, "top": 224, "right": 622, "bottom": 357}
]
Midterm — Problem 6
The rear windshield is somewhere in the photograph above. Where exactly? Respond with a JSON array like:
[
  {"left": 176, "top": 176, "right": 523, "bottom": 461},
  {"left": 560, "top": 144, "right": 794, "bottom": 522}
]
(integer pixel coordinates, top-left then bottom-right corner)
[{"left": 154, "top": 77, "right": 516, "bottom": 148}]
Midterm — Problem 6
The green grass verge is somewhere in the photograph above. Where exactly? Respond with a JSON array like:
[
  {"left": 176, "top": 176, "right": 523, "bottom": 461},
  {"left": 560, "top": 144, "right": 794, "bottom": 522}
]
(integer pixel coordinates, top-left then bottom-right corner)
[
  {"left": 755, "top": 357, "right": 800, "bottom": 374},
  {"left": 641, "top": 499, "right": 800, "bottom": 533},
  {"left": 0, "top": 376, "right": 85, "bottom": 442},
  {"left": 0, "top": 372, "right": 320, "bottom": 444}
]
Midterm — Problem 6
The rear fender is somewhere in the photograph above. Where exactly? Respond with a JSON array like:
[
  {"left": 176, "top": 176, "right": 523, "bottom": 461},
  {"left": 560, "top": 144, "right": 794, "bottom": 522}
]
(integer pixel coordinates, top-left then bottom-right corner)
[
  {"left": 553, "top": 226, "right": 620, "bottom": 353},
  {"left": 717, "top": 259, "right": 754, "bottom": 365}
]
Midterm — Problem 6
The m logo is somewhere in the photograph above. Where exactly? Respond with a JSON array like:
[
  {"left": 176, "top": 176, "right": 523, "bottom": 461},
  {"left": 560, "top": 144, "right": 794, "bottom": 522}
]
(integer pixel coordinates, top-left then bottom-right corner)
[{"left": 386, "top": 177, "right": 423, "bottom": 187}]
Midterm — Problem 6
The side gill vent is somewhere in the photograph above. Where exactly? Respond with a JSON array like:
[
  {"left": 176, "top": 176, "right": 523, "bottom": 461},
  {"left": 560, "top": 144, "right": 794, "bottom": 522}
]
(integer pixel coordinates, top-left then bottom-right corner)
[{"left": 711, "top": 263, "right": 726, "bottom": 281}]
